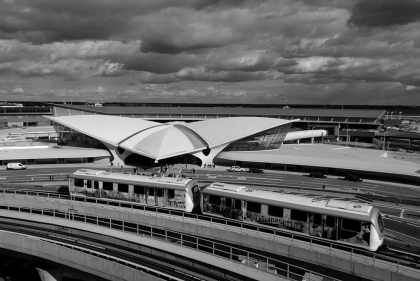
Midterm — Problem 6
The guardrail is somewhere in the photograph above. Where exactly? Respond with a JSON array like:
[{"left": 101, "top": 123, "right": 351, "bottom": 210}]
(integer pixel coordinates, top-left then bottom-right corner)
[
  {"left": 1, "top": 189, "right": 420, "bottom": 279},
  {"left": 0, "top": 203, "right": 338, "bottom": 281}
]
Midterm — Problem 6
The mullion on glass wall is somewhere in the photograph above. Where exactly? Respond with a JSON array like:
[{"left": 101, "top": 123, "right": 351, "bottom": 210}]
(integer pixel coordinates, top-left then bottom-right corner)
[{"left": 223, "top": 123, "right": 292, "bottom": 152}]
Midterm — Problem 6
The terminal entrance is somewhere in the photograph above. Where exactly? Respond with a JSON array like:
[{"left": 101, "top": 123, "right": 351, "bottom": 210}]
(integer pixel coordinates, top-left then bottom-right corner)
[{"left": 124, "top": 153, "right": 201, "bottom": 168}]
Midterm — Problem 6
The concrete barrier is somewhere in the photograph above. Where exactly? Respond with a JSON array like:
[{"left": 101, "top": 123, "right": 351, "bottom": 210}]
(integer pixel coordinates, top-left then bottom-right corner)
[
  {"left": 0, "top": 196, "right": 418, "bottom": 281},
  {"left": 0, "top": 231, "right": 161, "bottom": 281}
]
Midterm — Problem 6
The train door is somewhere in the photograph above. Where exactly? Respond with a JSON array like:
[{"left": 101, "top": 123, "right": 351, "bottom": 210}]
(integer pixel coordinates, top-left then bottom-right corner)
[
  {"left": 232, "top": 199, "right": 242, "bottom": 220},
  {"left": 93, "top": 181, "right": 100, "bottom": 198},
  {"left": 191, "top": 185, "right": 201, "bottom": 207},
  {"left": 133, "top": 185, "right": 145, "bottom": 203},
  {"left": 156, "top": 188, "right": 164, "bottom": 206},
  {"left": 86, "top": 180, "right": 92, "bottom": 196},
  {"left": 147, "top": 187, "right": 156, "bottom": 205}
]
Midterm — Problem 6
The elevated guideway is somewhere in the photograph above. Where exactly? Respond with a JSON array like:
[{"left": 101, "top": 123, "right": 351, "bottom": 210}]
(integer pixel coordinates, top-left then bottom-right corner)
[
  {"left": 0, "top": 215, "right": 282, "bottom": 281},
  {"left": 0, "top": 191, "right": 419, "bottom": 281}
]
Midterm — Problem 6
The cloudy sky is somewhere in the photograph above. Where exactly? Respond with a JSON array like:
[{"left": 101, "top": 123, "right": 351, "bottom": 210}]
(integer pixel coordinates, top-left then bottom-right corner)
[{"left": 0, "top": 0, "right": 420, "bottom": 104}]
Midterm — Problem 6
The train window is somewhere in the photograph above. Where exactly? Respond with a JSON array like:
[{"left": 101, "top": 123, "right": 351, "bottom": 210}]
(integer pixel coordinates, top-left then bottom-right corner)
[
  {"left": 326, "top": 216, "right": 335, "bottom": 227},
  {"left": 74, "top": 179, "right": 84, "bottom": 187},
  {"left": 167, "top": 189, "right": 175, "bottom": 199},
  {"left": 118, "top": 184, "right": 128, "bottom": 193},
  {"left": 247, "top": 201, "right": 261, "bottom": 213},
  {"left": 209, "top": 195, "right": 221, "bottom": 206},
  {"left": 234, "top": 200, "right": 242, "bottom": 209},
  {"left": 134, "top": 185, "right": 144, "bottom": 194},
  {"left": 378, "top": 214, "right": 384, "bottom": 233},
  {"left": 157, "top": 188, "right": 163, "bottom": 197},
  {"left": 225, "top": 198, "right": 232, "bottom": 208},
  {"left": 103, "top": 182, "right": 113, "bottom": 191},
  {"left": 291, "top": 209, "right": 308, "bottom": 222},
  {"left": 341, "top": 218, "right": 361, "bottom": 233},
  {"left": 313, "top": 214, "right": 322, "bottom": 225},
  {"left": 268, "top": 206, "right": 283, "bottom": 217},
  {"left": 148, "top": 188, "right": 155, "bottom": 196},
  {"left": 93, "top": 181, "right": 99, "bottom": 189},
  {"left": 86, "top": 181, "right": 92, "bottom": 188}
]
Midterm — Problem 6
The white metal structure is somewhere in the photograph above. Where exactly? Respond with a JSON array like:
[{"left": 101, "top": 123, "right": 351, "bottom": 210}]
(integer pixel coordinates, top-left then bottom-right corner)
[{"left": 45, "top": 115, "right": 301, "bottom": 166}]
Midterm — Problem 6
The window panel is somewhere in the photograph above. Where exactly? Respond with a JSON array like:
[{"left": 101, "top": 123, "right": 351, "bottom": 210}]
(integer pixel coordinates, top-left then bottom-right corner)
[
  {"left": 247, "top": 201, "right": 261, "bottom": 213},
  {"left": 342, "top": 219, "right": 361, "bottom": 233},
  {"left": 74, "top": 179, "right": 84, "bottom": 187},
  {"left": 134, "top": 185, "right": 144, "bottom": 194},
  {"left": 268, "top": 205, "right": 283, "bottom": 217},
  {"left": 291, "top": 209, "right": 308, "bottom": 222},
  {"left": 118, "top": 184, "right": 128, "bottom": 193},
  {"left": 103, "top": 182, "right": 113, "bottom": 191}
]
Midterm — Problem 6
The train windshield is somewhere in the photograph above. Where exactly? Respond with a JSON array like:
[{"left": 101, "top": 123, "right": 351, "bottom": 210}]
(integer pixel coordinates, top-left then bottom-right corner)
[{"left": 378, "top": 214, "right": 385, "bottom": 233}]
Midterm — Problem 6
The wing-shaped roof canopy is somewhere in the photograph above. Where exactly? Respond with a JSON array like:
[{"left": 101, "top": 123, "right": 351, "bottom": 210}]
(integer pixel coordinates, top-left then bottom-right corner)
[
  {"left": 182, "top": 117, "right": 295, "bottom": 146},
  {"left": 119, "top": 124, "right": 208, "bottom": 160},
  {"left": 47, "top": 115, "right": 294, "bottom": 160},
  {"left": 45, "top": 115, "right": 160, "bottom": 145}
]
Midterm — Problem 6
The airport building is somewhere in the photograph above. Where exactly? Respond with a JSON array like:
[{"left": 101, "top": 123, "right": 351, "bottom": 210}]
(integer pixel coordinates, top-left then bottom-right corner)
[
  {"left": 50, "top": 103, "right": 386, "bottom": 143},
  {"left": 0, "top": 103, "right": 52, "bottom": 128},
  {"left": 45, "top": 115, "right": 326, "bottom": 167}
]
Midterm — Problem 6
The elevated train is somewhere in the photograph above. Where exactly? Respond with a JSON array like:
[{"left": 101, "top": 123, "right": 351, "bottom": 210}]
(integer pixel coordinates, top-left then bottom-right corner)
[{"left": 69, "top": 169, "right": 385, "bottom": 252}]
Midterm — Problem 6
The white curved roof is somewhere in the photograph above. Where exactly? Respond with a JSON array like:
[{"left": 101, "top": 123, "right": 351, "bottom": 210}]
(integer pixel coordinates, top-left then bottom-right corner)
[
  {"left": 45, "top": 115, "right": 160, "bottom": 145},
  {"left": 119, "top": 124, "right": 208, "bottom": 160},
  {"left": 183, "top": 117, "right": 294, "bottom": 146},
  {"left": 46, "top": 115, "right": 294, "bottom": 160}
]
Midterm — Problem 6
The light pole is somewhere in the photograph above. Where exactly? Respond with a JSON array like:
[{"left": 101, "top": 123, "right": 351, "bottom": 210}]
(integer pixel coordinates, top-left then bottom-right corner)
[
  {"left": 346, "top": 123, "right": 349, "bottom": 146},
  {"left": 382, "top": 131, "right": 387, "bottom": 150},
  {"left": 337, "top": 124, "right": 340, "bottom": 145}
]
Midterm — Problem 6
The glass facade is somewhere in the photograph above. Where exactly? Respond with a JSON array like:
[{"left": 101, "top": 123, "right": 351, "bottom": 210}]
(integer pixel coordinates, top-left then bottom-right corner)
[
  {"left": 223, "top": 123, "right": 291, "bottom": 152},
  {"left": 53, "top": 122, "right": 106, "bottom": 149},
  {"left": 0, "top": 107, "right": 52, "bottom": 114}
]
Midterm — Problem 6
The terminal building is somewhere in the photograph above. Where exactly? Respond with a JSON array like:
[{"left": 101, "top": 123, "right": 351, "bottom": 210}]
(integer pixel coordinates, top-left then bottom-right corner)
[
  {"left": 46, "top": 114, "right": 326, "bottom": 167},
  {"left": 0, "top": 103, "right": 52, "bottom": 128},
  {"left": 1, "top": 102, "right": 420, "bottom": 183},
  {"left": 50, "top": 103, "right": 386, "bottom": 143}
]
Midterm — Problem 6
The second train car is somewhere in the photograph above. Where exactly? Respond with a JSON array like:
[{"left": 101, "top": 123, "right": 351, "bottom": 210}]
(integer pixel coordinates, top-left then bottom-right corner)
[{"left": 200, "top": 182, "right": 385, "bottom": 251}]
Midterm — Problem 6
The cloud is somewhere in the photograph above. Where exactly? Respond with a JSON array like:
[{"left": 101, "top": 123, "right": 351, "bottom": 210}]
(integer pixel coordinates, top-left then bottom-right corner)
[
  {"left": 0, "top": 89, "right": 7, "bottom": 94},
  {"left": 12, "top": 87, "right": 24, "bottom": 93},
  {"left": 96, "top": 86, "right": 106, "bottom": 93},
  {"left": 348, "top": 0, "right": 420, "bottom": 28},
  {"left": 1, "top": 0, "right": 420, "bottom": 104}
]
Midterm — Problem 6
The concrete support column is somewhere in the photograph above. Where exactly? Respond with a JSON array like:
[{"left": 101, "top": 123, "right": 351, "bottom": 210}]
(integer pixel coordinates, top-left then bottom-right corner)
[
  {"left": 297, "top": 139, "right": 300, "bottom": 144},
  {"left": 192, "top": 143, "right": 230, "bottom": 167},
  {"left": 102, "top": 143, "right": 132, "bottom": 166},
  {"left": 311, "top": 137, "right": 314, "bottom": 144},
  {"left": 36, "top": 268, "right": 63, "bottom": 281}
]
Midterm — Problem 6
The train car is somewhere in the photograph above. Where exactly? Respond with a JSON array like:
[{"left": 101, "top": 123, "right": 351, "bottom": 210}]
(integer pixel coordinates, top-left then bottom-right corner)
[
  {"left": 69, "top": 169, "right": 200, "bottom": 212},
  {"left": 201, "top": 182, "right": 384, "bottom": 251}
]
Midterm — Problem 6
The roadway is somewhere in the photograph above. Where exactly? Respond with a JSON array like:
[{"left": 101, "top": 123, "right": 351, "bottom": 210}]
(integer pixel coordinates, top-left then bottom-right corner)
[{"left": 1, "top": 165, "right": 420, "bottom": 241}]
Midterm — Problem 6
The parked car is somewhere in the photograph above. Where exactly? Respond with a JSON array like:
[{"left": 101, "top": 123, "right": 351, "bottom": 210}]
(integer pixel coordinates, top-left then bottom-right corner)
[
  {"left": 344, "top": 174, "right": 363, "bottom": 182},
  {"left": 230, "top": 166, "right": 245, "bottom": 172},
  {"left": 248, "top": 168, "right": 263, "bottom": 173},
  {"left": 6, "top": 162, "right": 26, "bottom": 170},
  {"left": 309, "top": 171, "right": 327, "bottom": 178}
]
